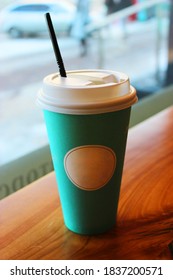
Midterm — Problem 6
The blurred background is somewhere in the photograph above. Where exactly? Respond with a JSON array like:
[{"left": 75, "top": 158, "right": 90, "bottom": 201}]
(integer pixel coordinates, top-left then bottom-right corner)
[{"left": 0, "top": 0, "right": 172, "bottom": 166}]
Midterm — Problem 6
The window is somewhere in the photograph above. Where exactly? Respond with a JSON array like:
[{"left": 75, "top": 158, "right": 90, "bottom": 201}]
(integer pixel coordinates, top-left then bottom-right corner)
[{"left": 0, "top": 0, "right": 172, "bottom": 166}]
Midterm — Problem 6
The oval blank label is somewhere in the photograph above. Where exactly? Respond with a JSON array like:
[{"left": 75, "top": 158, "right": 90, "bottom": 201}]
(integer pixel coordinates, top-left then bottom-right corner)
[{"left": 64, "top": 145, "right": 116, "bottom": 191}]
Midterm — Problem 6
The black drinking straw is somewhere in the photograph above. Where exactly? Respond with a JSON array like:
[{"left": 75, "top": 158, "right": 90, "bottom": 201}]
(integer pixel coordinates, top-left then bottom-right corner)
[{"left": 45, "top": 12, "right": 67, "bottom": 78}]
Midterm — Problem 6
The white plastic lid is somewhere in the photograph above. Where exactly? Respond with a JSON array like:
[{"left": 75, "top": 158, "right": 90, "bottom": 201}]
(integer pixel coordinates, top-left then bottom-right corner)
[{"left": 37, "top": 70, "right": 137, "bottom": 115}]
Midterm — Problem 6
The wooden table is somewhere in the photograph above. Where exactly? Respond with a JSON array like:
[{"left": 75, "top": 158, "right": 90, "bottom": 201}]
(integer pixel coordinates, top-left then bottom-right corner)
[{"left": 1, "top": 106, "right": 173, "bottom": 260}]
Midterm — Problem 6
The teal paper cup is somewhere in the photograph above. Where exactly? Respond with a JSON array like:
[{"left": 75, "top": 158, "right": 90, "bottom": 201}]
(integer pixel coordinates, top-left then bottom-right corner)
[{"left": 37, "top": 70, "right": 137, "bottom": 235}]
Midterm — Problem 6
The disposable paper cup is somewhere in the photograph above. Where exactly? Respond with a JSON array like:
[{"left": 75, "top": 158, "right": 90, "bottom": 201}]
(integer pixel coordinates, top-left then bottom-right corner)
[{"left": 37, "top": 69, "right": 137, "bottom": 235}]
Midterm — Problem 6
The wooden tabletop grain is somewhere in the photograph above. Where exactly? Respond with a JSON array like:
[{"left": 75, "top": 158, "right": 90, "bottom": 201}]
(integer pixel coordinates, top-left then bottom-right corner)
[{"left": 1, "top": 106, "right": 173, "bottom": 260}]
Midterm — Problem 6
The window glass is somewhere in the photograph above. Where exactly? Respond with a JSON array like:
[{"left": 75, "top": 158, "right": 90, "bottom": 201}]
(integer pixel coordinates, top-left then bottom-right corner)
[{"left": 0, "top": 0, "right": 172, "bottom": 168}]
